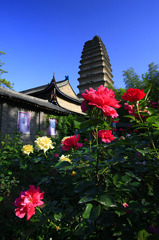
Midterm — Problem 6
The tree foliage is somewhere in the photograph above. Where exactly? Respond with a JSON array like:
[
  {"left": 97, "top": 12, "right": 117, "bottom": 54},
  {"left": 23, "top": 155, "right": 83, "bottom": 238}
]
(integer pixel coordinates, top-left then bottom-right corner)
[
  {"left": 142, "top": 62, "right": 159, "bottom": 102},
  {"left": 0, "top": 51, "right": 13, "bottom": 89},
  {"left": 123, "top": 62, "right": 159, "bottom": 102},
  {"left": 123, "top": 67, "right": 142, "bottom": 89}
]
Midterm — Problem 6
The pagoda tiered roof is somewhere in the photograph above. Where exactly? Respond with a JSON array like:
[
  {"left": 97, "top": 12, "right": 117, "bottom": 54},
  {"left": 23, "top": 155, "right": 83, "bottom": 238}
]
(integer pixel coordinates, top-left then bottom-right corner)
[{"left": 77, "top": 36, "right": 114, "bottom": 96}]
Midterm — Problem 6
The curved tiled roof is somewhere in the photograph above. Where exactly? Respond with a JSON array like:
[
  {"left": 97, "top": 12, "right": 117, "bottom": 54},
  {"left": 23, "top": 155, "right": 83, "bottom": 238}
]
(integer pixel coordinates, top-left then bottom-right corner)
[{"left": 0, "top": 86, "right": 69, "bottom": 115}]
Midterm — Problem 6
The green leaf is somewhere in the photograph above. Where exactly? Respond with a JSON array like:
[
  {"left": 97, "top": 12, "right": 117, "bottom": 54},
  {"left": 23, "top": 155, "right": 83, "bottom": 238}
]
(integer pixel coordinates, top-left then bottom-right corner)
[
  {"left": 0, "top": 196, "right": 3, "bottom": 202},
  {"left": 54, "top": 212, "right": 62, "bottom": 221},
  {"left": 74, "top": 120, "right": 82, "bottom": 129},
  {"left": 54, "top": 161, "right": 72, "bottom": 168},
  {"left": 79, "top": 194, "right": 96, "bottom": 204},
  {"left": 82, "top": 203, "right": 93, "bottom": 219},
  {"left": 136, "top": 147, "right": 151, "bottom": 156},
  {"left": 33, "top": 157, "right": 43, "bottom": 163},
  {"left": 74, "top": 223, "right": 86, "bottom": 236},
  {"left": 74, "top": 180, "right": 94, "bottom": 193},
  {"left": 125, "top": 172, "right": 141, "bottom": 181},
  {"left": 98, "top": 193, "right": 116, "bottom": 207},
  {"left": 146, "top": 116, "right": 159, "bottom": 123},
  {"left": 89, "top": 204, "right": 101, "bottom": 221},
  {"left": 38, "top": 176, "right": 50, "bottom": 185},
  {"left": 131, "top": 182, "right": 141, "bottom": 187},
  {"left": 121, "top": 175, "right": 132, "bottom": 183},
  {"left": 138, "top": 229, "right": 149, "bottom": 240},
  {"left": 124, "top": 115, "right": 136, "bottom": 120},
  {"left": 75, "top": 119, "right": 93, "bottom": 130},
  {"left": 113, "top": 174, "right": 119, "bottom": 186}
]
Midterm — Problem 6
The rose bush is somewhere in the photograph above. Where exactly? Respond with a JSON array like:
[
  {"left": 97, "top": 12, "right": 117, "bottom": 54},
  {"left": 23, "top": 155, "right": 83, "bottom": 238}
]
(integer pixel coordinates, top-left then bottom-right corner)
[{"left": 0, "top": 85, "right": 159, "bottom": 239}]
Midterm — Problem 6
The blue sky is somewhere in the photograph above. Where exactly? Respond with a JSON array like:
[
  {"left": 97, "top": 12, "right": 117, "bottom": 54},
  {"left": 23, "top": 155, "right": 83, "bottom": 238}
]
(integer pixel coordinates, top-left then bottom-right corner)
[{"left": 1, "top": 0, "right": 159, "bottom": 94}]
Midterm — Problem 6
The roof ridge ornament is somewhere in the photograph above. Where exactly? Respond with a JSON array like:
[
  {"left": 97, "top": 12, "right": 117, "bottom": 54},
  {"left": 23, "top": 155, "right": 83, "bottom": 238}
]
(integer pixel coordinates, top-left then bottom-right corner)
[
  {"left": 65, "top": 75, "right": 69, "bottom": 80},
  {"left": 49, "top": 72, "right": 57, "bottom": 104}
]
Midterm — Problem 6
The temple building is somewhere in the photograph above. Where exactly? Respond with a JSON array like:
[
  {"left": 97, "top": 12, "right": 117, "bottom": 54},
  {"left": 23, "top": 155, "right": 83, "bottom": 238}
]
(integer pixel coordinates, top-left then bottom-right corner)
[
  {"left": 0, "top": 35, "right": 115, "bottom": 143},
  {"left": 20, "top": 75, "right": 83, "bottom": 115},
  {"left": 77, "top": 35, "right": 113, "bottom": 97}
]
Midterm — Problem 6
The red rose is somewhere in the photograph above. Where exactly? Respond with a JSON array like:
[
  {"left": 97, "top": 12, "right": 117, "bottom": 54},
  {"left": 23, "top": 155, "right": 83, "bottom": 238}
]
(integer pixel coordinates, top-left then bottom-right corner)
[
  {"left": 14, "top": 185, "right": 44, "bottom": 221},
  {"left": 121, "top": 88, "right": 146, "bottom": 102},
  {"left": 62, "top": 134, "right": 83, "bottom": 151},
  {"left": 54, "top": 153, "right": 59, "bottom": 157},
  {"left": 81, "top": 85, "right": 121, "bottom": 118},
  {"left": 98, "top": 130, "right": 116, "bottom": 143}
]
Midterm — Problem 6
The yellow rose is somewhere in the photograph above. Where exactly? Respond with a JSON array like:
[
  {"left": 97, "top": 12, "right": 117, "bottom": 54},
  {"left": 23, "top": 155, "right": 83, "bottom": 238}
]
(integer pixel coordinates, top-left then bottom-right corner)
[
  {"left": 59, "top": 154, "right": 72, "bottom": 163},
  {"left": 34, "top": 136, "right": 54, "bottom": 153},
  {"left": 70, "top": 171, "right": 76, "bottom": 176},
  {"left": 22, "top": 144, "right": 33, "bottom": 155}
]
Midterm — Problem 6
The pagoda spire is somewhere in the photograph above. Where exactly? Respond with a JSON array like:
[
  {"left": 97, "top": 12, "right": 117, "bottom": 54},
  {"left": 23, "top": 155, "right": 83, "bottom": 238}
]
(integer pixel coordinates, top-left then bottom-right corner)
[{"left": 77, "top": 36, "right": 114, "bottom": 97}]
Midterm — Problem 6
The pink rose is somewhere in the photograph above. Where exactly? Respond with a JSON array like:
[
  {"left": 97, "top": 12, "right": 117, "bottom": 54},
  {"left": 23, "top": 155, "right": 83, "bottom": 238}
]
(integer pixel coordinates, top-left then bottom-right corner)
[
  {"left": 81, "top": 85, "right": 121, "bottom": 118},
  {"left": 14, "top": 185, "right": 44, "bottom": 221},
  {"left": 122, "top": 202, "right": 129, "bottom": 208},
  {"left": 98, "top": 130, "right": 116, "bottom": 143}
]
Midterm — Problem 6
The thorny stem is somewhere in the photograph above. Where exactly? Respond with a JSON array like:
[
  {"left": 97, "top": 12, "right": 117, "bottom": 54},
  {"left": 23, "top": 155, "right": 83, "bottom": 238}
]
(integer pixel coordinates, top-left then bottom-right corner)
[
  {"left": 48, "top": 219, "right": 61, "bottom": 230},
  {"left": 36, "top": 207, "right": 43, "bottom": 214},
  {"left": 95, "top": 126, "right": 100, "bottom": 200},
  {"left": 36, "top": 207, "right": 61, "bottom": 231},
  {"left": 136, "top": 101, "right": 143, "bottom": 123},
  {"left": 136, "top": 101, "right": 158, "bottom": 158}
]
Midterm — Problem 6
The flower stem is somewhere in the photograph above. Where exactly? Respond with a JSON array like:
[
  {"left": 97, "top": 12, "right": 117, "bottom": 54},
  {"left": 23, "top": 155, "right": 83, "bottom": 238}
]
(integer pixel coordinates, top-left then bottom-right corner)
[
  {"left": 36, "top": 207, "right": 43, "bottom": 214},
  {"left": 95, "top": 126, "right": 100, "bottom": 199},
  {"left": 147, "top": 127, "right": 158, "bottom": 158},
  {"left": 136, "top": 101, "right": 143, "bottom": 123},
  {"left": 48, "top": 219, "right": 61, "bottom": 230}
]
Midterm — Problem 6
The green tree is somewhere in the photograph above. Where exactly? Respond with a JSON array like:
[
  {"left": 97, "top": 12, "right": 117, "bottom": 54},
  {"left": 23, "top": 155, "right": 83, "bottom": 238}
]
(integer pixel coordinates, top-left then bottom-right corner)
[
  {"left": 141, "top": 62, "right": 159, "bottom": 102},
  {"left": 0, "top": 51, "right": 13, "bottom": 89},
  {"left": 123, "top": 63, "right": 159, "bottom": 102},
  {"left": 123, "top": 67, "right": 142, "bottom": 89}
]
